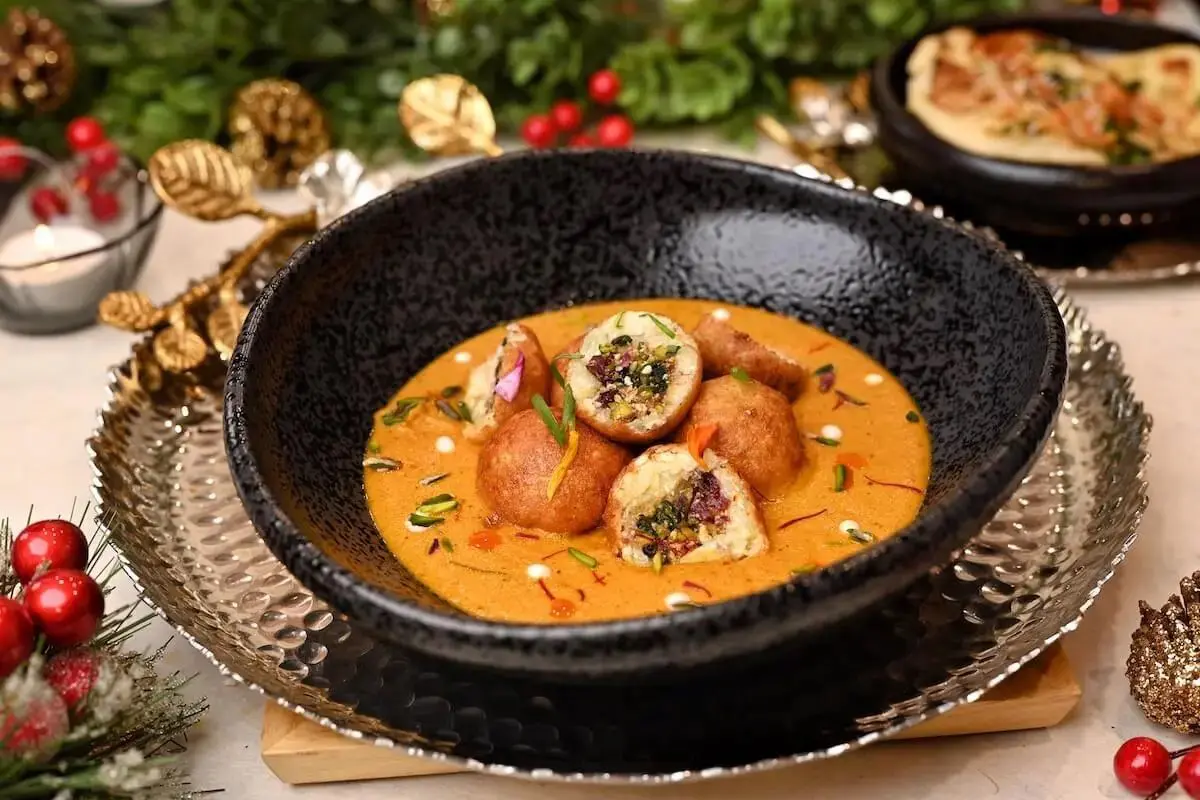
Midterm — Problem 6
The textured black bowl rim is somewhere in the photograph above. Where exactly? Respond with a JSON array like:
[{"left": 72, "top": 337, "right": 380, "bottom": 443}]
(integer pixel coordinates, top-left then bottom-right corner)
[
  {"left": 870, "top": 9, "right": 1200, "bottom": 210},
  {"left": 226, "top": 148, "right": 1068, "bottom": 660}
]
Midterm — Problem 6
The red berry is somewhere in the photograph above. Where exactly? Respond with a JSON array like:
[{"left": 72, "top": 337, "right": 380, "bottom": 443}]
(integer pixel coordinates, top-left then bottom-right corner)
[
  {"left": 12, "top": 520, "right": 90, "bottom": 585},
  {"left": 44, "top": 649, "right": 104, "bottom": 715},
  {"left": 1114, "top": 737, "right": 1172, "bottom": 795},
  {"left": 550, "top": 101, "right": 584, "bottom": 133},
  {"left": 596, "top": 114, "right": 635, "bottom": 148},
  {"left": 84, "top": 140, "right": 121, "bottom": 177},
  {"left": 30, "top": 187, "right": 68, "bottom": 223},
  {"left": 0, "top": 137, "right": 27, "bottom": 181},
  {"left": 0, "top": 678, "right": 69, "bottom": 761},
  {"left": 588, "top": 69, "right": 622, "bottom": 105},
  {"left": 1179, "top": 751, "right": 1200, "bottom": 798},
  {"left": 569, "top": 133, "right": 596, "bottom": 148},
  {"left": 24, "top": 569, "right": 105, "bottom": 648},
  {"left": 88, "top": 189, "right": 121, "bottom": 223},
  {"left": 521, "top": 114, "right": 557, "bottom": 149},
  {"left": 65, "top": 117, "right": 106, "bottom": 153},
  {"left": 0, "top": 599, "right": 35, "bottom": 679}
]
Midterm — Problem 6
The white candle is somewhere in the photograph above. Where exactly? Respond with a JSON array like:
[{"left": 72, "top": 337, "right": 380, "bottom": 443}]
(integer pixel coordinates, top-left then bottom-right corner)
[{"left": 0, "top": 224, "right": 111, "bottom": 316}]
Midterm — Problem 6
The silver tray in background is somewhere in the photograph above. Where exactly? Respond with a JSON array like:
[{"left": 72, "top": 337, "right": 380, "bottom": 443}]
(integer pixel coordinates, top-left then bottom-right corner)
[{"left": 87, "top": 273, "right": 1150, "bottom": 781}]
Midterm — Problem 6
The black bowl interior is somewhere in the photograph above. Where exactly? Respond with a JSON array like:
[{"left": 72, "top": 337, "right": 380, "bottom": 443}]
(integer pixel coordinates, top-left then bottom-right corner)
[
  {"left": 871, "top": 10, "right": 1200, "bottom": 234},
  {"left": 226, "top": 149, "right": 1065, "bottom": 679}
]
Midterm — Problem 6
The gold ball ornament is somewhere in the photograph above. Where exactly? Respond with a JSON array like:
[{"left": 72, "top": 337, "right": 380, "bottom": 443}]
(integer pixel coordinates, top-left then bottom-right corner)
[
  {"left": 228, "top": 79, "right": 331, "bottom": 189},
  {"left": 1127, "top": 570, "right": 1200, "bottom": 733},
  {"left": 0, "top": 8, "right": 76, "bottom": 113}
]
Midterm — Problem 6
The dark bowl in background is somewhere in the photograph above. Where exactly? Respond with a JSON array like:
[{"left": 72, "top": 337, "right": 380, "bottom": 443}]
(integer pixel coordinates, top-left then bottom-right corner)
[
  {"left": 871, "top": 10, "right": 1200, "bottom": 236},
  {"left": 224, "top": 149, "right": 1066, "bottom": 682}
]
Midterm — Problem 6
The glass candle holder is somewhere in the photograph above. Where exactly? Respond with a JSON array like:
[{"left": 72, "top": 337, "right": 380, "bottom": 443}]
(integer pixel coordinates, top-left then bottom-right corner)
[{"left": 0, "top": 145, "right": 163, "bottom": 335}]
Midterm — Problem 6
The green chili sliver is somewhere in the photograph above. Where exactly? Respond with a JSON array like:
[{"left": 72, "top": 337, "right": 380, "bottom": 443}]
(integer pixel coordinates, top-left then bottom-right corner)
[
  {"left": 568, "top": 547, "right": 598, "bottom": 569},
  {"left": 532, "top": 394, "right": 567, "bottom": 447},
  {"left": 640, "top": 313, "right": 676, "bottom": 339}
]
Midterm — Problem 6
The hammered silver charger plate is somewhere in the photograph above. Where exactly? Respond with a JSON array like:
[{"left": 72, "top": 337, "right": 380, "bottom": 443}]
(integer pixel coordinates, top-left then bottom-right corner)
[{"left": 87, "top": 261, "right": 1148, "bottom": 782}]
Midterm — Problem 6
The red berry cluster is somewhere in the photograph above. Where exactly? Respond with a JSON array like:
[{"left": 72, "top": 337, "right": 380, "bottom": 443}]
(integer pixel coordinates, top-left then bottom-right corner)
[
  {"left": 0, "top": 117, "right": 125, "bottom": 226},
  {"left": 1114, "top": 736, "right": 1200, "bottom": 798},
  {"left": 520, "top": 69, "right": 635, "bottom": 150},
  {"left": 0, "top": 520, "right": 105, "bottom": 680}
]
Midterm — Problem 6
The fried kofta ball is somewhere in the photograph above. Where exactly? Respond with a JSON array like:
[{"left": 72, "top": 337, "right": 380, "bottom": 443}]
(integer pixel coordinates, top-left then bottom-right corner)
[
  {"left": 477, "top": 409, "right": 630, "bottom": 534},
  {"left": 463, "top": 323, "right": 550, "bottom": 443},
  {"left": 604, "top": 444, "right": 767, "bottom": 569},
  {"left": 565, "top": 311, "right": 702, "bottom": 444},
  {"left": 693, "top": 312, "right": 807, "bottom": 401},
  {"left": 675, "top": 375, "right": 805, "bottom": 495},
  {"left": 549, "top": 332, "right": 587, "bottom": 408}
]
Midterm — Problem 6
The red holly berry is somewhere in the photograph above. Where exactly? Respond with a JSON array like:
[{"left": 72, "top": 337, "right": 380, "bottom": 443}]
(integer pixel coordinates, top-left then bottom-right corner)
[
  {"left": 1179, "top": 751, "right": 1200, "bottom": 798},
  {"left": 596, "top": 114, "right": 635, "bottom": 148},
  {"left": 44, "top": 649, "right": 105, "bottom": 715},
  {"left": 521, "top": 114, "right": 557, "bottom": 149},
  {"left": 550, "top": 101, "right": 584, "bottom": 133},
  {"left": 1114, "top": 737, "right": 1172, "bottom": 795},
  {"left": 588, "top": 69, "right": 622, "bottom": 105},
  {"left": 0, "top": 675, "right": 69, "bottom": 761},
  {"left": 84, "top": 140, "right": 121, "bottom": 178},
  {"left": 65, "top": 117, "right": 106, "bottom": 154},
  {"left": 569, "top": 133, "right": 596, "bottom": 148},
  {"left": 12, "top": 519, "right": 90, "bottom": 585},
  {"left": 88, "top": 189, "right": 121, "bottom": 223},
  {"left": 24, "top": 569, "right": 105, "bottom": 648},
  {"left": 0, "top": 599, "right": 35, "bottom": 679},
  {"left": 30, "top": 187, "right": 68, "bottom": 223},
  {"left": 0, "top": 137, "right": 27, "bottom": 181}
]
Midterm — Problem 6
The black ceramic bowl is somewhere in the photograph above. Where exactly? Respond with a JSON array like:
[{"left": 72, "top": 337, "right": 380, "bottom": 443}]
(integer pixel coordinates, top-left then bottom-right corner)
[
  {"left": 871, "top": 10, "right": 1200, "bottom": 236},
  {"left": 225, "top": 149, "right": 1066, "bottom": 681}
]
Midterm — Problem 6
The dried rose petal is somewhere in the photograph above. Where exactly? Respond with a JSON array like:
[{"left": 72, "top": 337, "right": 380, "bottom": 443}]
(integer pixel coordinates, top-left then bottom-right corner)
[{"left": 493, "top": 351, "right": 525, "bottom": 402}]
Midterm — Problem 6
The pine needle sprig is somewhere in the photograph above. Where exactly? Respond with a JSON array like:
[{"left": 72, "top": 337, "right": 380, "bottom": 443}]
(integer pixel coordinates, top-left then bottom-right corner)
[{"left": 0, "top": 507, "right": 214, "bottom": 798}]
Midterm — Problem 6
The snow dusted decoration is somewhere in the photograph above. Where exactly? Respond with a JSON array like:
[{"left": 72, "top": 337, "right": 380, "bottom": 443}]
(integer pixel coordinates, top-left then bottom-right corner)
[{"left": 0, "top": 507, "right": 210, "bottom": 799}]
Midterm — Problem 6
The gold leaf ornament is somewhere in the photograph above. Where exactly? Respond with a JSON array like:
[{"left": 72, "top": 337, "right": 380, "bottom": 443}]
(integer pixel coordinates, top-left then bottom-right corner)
[
  {"left": 97, "top": 290, "right": 162, "bottom": 332},
  {"left": 206, "top": 288, "right": 249, "bottom": 359},
  {"left": 400, "top": 75, "right": 502, "bottom": 157},
  {"left": 148, "top": 140, "right": 263, "bottom": 221},
  {"left": 153, "top": 308, "right": 209, "bottom": 373}
]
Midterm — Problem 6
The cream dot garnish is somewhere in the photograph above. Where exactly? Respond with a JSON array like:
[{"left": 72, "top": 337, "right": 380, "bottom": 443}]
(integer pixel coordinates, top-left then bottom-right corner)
[
  {"left": 864, "top": 373, "right": 884, "bottom": 386},
  {"left": 820, "top": 424, "right": 843, "bottom": 442},
  {"left": 406, "top": 519, "right": 432, "bottom": 533},
  {"left": 526, "top": 563, "right": 552, "bottom": 580},
  {"left": 435, "top": 436, "right": 456, "bottom": 454},
  {"left": 453, "top": 351, "right": 472, "bottom": 364},
  {"left": 839, "top": 520, "right": 860, "bottom": 534},
  {"left": 664, "top": 592, "right": 693, "bottom": 610},
  {"left": 710, "top": 308, "right": 731, "bottom": 321}
]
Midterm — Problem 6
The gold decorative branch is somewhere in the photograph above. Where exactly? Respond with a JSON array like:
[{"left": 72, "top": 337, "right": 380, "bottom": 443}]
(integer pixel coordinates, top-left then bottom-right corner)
[
  {"left": 101, "top": 74, "right": 499, "bottom": 375},
  {"left": 99, "top": 139, "right": 318, "bottom": 373}
]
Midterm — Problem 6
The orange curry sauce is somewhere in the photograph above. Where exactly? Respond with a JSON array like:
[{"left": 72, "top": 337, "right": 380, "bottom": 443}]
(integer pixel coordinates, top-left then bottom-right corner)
[{"left": 365, "top": 300, "right": 931, "bottom": 624}]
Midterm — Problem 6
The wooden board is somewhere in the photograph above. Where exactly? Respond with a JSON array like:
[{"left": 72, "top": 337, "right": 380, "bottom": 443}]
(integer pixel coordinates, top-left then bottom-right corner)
[{"left": 261, "top": 643, "right": 1080, "bottom": 786}]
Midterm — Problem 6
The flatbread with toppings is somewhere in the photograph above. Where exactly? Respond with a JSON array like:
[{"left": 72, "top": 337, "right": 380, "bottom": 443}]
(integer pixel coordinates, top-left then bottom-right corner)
[{"left": 907, "top": 27, "right": 1200, "bottom": 166}]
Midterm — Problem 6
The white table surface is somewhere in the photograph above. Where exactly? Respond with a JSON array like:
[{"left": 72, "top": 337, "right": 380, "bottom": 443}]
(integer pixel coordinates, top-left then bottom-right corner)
[{"left": 7, "top": 9, "right": 1200, "bottom": 794}]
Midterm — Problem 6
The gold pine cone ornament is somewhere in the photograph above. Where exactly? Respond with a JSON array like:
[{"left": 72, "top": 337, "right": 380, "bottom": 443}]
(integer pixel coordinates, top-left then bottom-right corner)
[
  {"left": 1128, "top": 570, "right": 1200, "bottom": 733},
  {"left": 0, "top": 8, "right": 76, "bottom": 113},
  {"left": 228, "top": 79, "right": 331, "bottom": 189}
]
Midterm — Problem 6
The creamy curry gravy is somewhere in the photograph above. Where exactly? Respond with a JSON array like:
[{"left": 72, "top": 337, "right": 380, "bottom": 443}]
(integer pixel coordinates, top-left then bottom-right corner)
[{"left": 365, "top": 300, "right": 931, "bottom": 624}]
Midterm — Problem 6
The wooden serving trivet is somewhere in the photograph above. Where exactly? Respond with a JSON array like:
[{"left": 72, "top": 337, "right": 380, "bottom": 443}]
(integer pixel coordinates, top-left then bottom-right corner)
[{"left": 260, "top": 643, "right": 1080, "bottom": 786}]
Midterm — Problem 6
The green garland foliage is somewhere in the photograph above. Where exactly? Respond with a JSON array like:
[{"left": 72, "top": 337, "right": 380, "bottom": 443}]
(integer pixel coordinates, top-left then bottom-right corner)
[{"left": 5, "top": 0, "right": 1024, "bottom": 161}]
